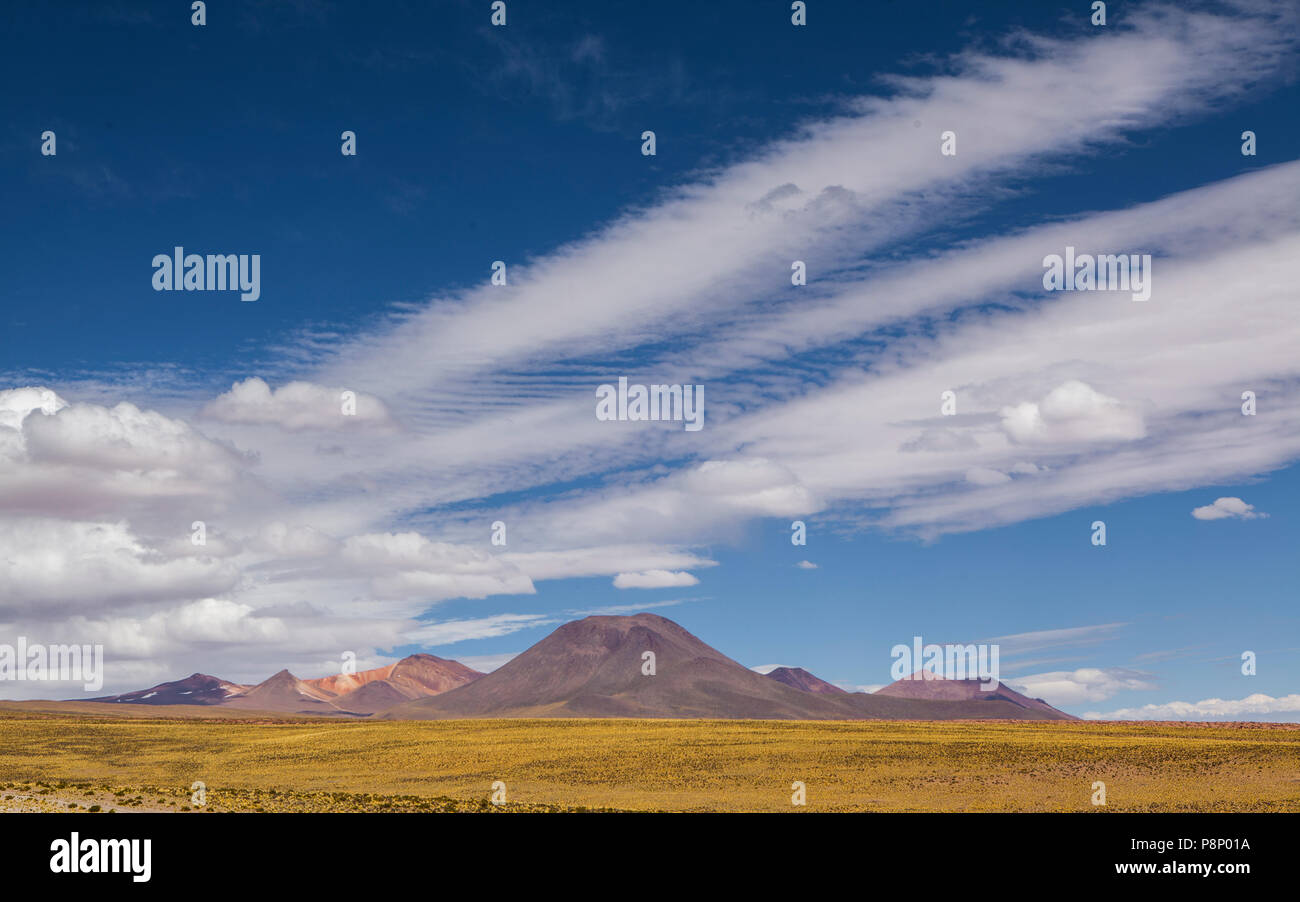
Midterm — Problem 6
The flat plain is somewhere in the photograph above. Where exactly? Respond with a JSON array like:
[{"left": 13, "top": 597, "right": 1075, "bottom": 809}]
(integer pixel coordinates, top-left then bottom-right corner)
[{"left": 0, "top": 703, "right": 1296, "bottom": 812}]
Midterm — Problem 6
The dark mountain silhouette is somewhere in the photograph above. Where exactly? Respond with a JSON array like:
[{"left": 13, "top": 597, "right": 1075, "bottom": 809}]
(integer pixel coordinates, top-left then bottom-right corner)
[
  {"left": 764, "top": 666, "right": 848, "bottom": 695},
  {"left": 89, "top": 673, "right": 248, "bottom": 706}
]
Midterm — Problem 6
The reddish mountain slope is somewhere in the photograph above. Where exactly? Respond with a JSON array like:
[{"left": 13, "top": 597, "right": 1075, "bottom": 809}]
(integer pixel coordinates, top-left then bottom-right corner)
[
  {"left": 93, "top": 654, "right": 483, "bottom": 715},
  {"left": 327, "top": 655, "right": 484, "bottom": 713},
  {"left": 331, "top": 679, "right": 418, "bottom": 715},
  {"left": 221, "top": 670, "right": 341, "bottom": 714}
]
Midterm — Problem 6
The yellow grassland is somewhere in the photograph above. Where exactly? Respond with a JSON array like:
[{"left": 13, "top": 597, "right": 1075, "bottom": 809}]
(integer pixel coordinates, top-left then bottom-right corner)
[{"left": 0, "top": 706, "right": 1296, "bottom": 812}]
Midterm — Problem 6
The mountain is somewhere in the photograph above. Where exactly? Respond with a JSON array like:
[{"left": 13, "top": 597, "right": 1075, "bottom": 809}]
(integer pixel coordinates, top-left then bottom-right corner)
[
  {"left": 386, "top": 613, "right": 867, "bottom": 719},
  {"left": 325, "top": 655, "right": 484, "bottom": 714},
  {"left": 764, "top": 666, "right": 847, "bottom": 695},
  {"left": 80, "top": 618, "right": 1074, "bottom": 720},
  {"left": 303, "top": 654, "right": 482, "bottom": 701},
  {"left": 89, "top": 673, "right": 248, "bottom": 706},
  {"left": 302, "top": 665, "right": 393, "bottom": 697},
  {"left": 381, "top": 653, "right": 483, "bottom": 695},
  {"left": 221, "top": 669, "right": 342, "bottom": 714},
  {"left": 874, "top": 670, "right": 1077, "bottom": 720},
  {"left": 90, "top": 654, "right": 483, "bottom": 715},
  {"left": 331, "top": 679, "right": 417, "bottom": 715},
  {"left": 385, "top": 613, "right": 1077, "bottom": 721}
]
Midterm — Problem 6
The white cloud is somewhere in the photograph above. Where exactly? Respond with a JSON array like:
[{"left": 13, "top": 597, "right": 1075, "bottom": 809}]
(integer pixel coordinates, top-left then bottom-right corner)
[
  {"left": 339, "top": 532, "right": 535, "bottom": 601},
  {"left": 986, "top": 623, "right": 1128, "bottom": 656},
  {"left": 23, "top": 400, "right": 243, "bottom": 476},
  {"left": 612, "top": 570, "right": 699, "bottom": 589},
  {"left": 7, "top": 4, "right": 1300, "bottom": 691},
  {"left": 1006, "top": 667, "right": 1157, "bottom": 706},
  {"left": 201, "top": 377, "right": 394, "bottom": 431},
  {"left": 566, "top": 599, "right": 689, "bottom": 617},
  {"left": 455, "top": 652, "right": 519, "bottom": 673},
  {"left": 1000, "top": 381, "right": 1145, "bottom": 445},
  {"left": 498, "top": 546, "right": 716, "bottom": 581},
  {"left": 850, "top": 684, "right": 885, "bottom": 694},
  {"left": 0, "top": 520, "right": 239, "bottom": 618},
  {"left": 1084, "top": 693, "right": 1300, "bottom": 721},
  {"left": 254, "top": 521, "right": 341, "bottom": 557},
  {"left": 795, "top": 560, "right": 818, "bottom": 570},
  {"left": 966, "top": 467, "right": 1012, "bottom": 486},
  {"left": 1191, "top": 496, "right": 1265, "bottom": 520},
  {"left": 0, "top": 386, "right": 66, "bottom": 430},
  {"left": 406, "top": 614, "right": 554, "bottom": 645}
]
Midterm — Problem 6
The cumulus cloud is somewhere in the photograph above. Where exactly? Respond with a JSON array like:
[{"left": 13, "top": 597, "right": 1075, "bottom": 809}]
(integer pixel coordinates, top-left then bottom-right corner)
[
  {"left": 1191, "top": 496, "right": 1265, "bottom": 520},
  {"left": 1084, "top": 693, "right": 1300, "bottom": 721},
  {"left": 1000, "top": 381, "right": 1145, "bottom": 445},
  {"left": 25, "top": 401, "right": 242, "bottom": 476},
  {"left": 795, "top": 560, "right": 818, "bottom": 569},
  {"left": 0, "top": 391, "right": 251, "bottom": 524},
  {"left": 679, "top": 459, "right": 820, "bottom": 516},
  {"left": 0, "top": 520, "right": 239, "bottom": 618},
  {"left": 612, "top": 569, "right": 699, "bottom": 589},
  {"left": 75, "top": 598, "right": 292, "bottom": 654},
  {"left": 0, "top": 386, "right": 66, "bottom": 430},
  {"left": 202, "top": 377, "right": 394, "bottom": 431},
  {"left": 1005, "top": 667, "right": 1157, "bottom": 706}
]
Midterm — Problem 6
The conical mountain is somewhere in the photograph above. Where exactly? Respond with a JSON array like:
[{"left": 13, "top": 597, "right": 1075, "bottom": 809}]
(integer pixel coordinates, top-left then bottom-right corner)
[
  {"left": 764, "top": 666, "right": 848, "bottom": 695},
  {"left": 390, "top": 613, "right": 877, "bottom": 719},
  {"left": 387, "top": 614, "right": 1078, "bottom": 720},
  {"left": 222, "top": 669, "right": 340, "bottom": 714}
]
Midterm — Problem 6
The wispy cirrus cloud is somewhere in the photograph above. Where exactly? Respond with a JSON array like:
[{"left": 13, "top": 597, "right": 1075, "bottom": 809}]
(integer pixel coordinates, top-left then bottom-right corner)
[{"left": 6, "top": 2, "right": 1299, "bottom": 701}]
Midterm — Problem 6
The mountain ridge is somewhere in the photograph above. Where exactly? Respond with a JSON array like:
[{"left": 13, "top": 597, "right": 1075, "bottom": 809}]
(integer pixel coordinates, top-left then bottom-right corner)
[{"left": 84, "top": 615, "right": 1076, "bottom": 720}]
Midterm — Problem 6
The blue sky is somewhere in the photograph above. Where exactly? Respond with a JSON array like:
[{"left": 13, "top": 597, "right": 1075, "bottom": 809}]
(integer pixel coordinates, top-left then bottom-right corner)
[{"left": 1, "top": 0, "right": 1297, "bottom": 718}]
